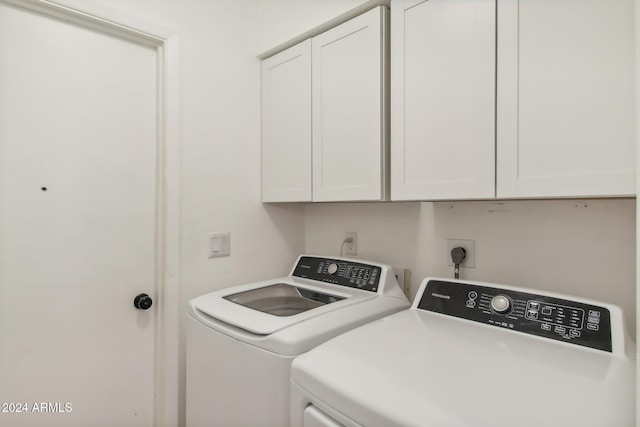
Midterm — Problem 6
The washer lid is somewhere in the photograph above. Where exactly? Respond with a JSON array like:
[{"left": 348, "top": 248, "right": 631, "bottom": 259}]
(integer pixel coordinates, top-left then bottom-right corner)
[
  {"left": 190, "top": 277, "right": 374, "bottom": 335},
  {"left": 291, "top": 309, "right": 635, "bottom": 427}
]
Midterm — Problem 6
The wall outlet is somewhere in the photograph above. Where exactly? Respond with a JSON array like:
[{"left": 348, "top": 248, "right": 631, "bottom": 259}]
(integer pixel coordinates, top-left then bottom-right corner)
[
  {"left": 446, "top": 239, "right": 475, "bottom": 268},
  {"left": 393, "top": 267, "right": 412, "bottom": 300},
  {"left": 345, "top": 232, "right": 357, "bottom": 256}
]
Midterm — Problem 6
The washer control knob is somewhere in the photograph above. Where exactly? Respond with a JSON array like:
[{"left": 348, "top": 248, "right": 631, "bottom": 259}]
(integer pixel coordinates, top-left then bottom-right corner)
[
  {"left": 327, "top": 263, "right": 338, "bottom": 274},
  {"left": 491, "top": 295, "right": 511, "bottom": 314}
]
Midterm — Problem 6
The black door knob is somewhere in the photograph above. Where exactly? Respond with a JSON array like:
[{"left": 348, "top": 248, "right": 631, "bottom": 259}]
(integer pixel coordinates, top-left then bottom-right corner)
[{"left": 134, "top": 293, "right": 153, "bottom": 310}]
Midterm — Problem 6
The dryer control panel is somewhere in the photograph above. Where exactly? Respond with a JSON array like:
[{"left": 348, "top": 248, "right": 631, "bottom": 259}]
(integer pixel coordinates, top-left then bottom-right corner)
[
  {"left": 292, "top": 256, "right": 382, "bottom": 292},
  {"left": 418, "top": 280, "right": 613, "bottom": 352}
]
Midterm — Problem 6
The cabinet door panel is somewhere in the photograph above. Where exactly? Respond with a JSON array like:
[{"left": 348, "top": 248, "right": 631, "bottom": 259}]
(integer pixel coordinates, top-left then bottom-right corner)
[
  {"left": 391, "top": 0, "right": 496, "bottom": 201},
  {"left": 312, "top": 7, "right": 386, "bottom": 202},
  {"left": 261, "top": 40, "right": 312, "bottom": 202},
  {"left": 497, "top": 0, "right": 635, "bottom": 198}
]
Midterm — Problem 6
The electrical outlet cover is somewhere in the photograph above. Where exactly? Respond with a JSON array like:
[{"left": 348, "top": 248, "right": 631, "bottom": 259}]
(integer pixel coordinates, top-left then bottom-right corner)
[
  {"left": 446, "top": 239, "right": 475, "bottom": 268},
  {"left": 345, "top": 232, "right": 357, "bottom": 256}
]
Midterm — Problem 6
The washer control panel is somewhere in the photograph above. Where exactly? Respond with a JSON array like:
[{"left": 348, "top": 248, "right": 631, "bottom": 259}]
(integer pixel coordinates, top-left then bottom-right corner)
[
  {"left": 292, "top": 256, "right": 382, "bottom": 292},
  {"left": 418, "top": 280, "right": 612, "bottom": 352}
]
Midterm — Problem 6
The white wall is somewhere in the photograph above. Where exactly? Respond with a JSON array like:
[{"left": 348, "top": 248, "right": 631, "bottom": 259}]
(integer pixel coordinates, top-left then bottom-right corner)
[{"left": 305, "top": 199, "right": 637, "bottom": 336}]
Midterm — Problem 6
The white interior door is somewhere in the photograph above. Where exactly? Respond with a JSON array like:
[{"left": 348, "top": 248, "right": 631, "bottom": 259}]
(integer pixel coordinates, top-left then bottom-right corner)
[{"left": 0, "top": 3, "right": 159, "bottom": 426}]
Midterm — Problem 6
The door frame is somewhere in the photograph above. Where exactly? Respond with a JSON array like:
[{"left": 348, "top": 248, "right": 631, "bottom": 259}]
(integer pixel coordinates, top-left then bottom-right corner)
[{"left": 0, "top": 0, "right": 181, "bottom": 425}]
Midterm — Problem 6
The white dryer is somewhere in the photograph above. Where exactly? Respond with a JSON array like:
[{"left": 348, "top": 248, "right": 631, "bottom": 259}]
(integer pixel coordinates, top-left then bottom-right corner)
[
  {"left": 186, "top": 255, "right": 409, "bottom": 427},
  {"left": 291, "top": 277, "right": 636, "bottom": 427}
]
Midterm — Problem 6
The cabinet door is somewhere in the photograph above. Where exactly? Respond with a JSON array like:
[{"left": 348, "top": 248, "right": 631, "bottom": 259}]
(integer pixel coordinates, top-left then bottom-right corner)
[
  {"left": 312, "top": 7, "right": 387, "bottom": 202},
  {"left": 261, "top": 40, "right": 312, "bottom": 202},
  {"left": 390, "top": 0, "right": 496, "bottom": 201},
  {"left": 497, "top": 0, "right": 635, "bottom": 198}
]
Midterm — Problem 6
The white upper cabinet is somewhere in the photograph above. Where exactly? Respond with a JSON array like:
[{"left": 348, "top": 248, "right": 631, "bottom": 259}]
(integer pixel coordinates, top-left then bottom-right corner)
[
  {"left": 496, "top": 0, "right": 635, "bottom": 198},
  {"left": 261, "top": 40, "right": 312, "bottom": 202},
  {"left": 312, "top": 6, "right": 388, "bottom": 202},
  {"left": 261, "top": 7, "right": 388, "bottom": 203},
  {"left": 391, "top": 0, "right": 635, "bottom": 201},
  {"left": 390, "top": 0, "right": 496, "bottom": 201}
]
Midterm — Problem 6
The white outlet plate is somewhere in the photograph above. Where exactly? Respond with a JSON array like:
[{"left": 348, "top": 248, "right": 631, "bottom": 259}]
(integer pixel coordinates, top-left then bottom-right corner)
[
  {"left": 446, "top": 239, "right": 475, "bottom": 268},
  {"left": 345, "top": 232, "right": 357, "bottom": 256}
]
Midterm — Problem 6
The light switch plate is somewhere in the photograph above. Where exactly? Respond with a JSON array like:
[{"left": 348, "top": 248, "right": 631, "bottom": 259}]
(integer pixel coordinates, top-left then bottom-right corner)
[{"left": 208, "top": 232, "right": 230, "bottom": 258}]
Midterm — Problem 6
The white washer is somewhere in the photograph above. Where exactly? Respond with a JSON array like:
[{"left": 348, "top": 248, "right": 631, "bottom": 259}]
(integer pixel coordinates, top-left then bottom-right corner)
[
  {"left": 291, "top": 277, "right": 636, "bottom": 427},
  {"left": 186, "top": 255, "right": 409, "bottom": 427}
]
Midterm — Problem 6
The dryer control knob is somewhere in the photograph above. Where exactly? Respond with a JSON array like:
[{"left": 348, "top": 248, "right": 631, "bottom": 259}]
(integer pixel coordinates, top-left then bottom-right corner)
[
  {"left": 491, "top": 295, "right": 511, "bottom": 314},
  {"left": 327, "top": 263, "right": 338, "bottom": 274}
]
